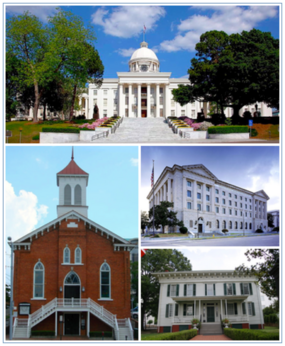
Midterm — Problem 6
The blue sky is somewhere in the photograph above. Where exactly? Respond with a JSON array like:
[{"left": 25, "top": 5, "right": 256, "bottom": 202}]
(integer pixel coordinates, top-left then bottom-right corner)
[
  {"left": 6, "top": 5, "right": 279, "bottom": 78},
  {"left": 5, "top": 146, "right": 138, "bottom": 242},
  {"left": 140, "top": 146, "right": 279, "bottom": 212}
]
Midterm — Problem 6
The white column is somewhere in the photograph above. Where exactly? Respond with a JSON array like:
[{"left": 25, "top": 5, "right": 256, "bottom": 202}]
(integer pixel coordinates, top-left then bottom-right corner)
[
  {"left": 156, "top": 84, "right": 160, "bottom": 118},
  {"left": 211, "top": 187, "right": 215, "bottom": 213},
  {"left": 147, "top": 84, "right": 151, "bottom": 118},
  {"left": 193, "top": 182, "right": 197, "bottom": 211},
  {"left": 225, "top": 299, "right": 227, "bottom": 315},
  {"left": 202, "top": 184, "right": 206, "bottom": 211},
  {"left": 163, "top": 183, "right": 166, "bottom": 201},
  {"left": 220, "top": 300, "right": 222, "bottom": 318},
  {"left": 164, "top": 84, "right": 170, "bottom": 118},
  {"left": 168, "top": 179, "right": 171, "bottom": 202},
  {"left": 183, "top": 177, "right": 186, "bottom": 210},
  {"left": 128, "top": 84, "right": 132, "bottom": 117},
  {"left": 55, "top": 310, "right": 58, "bottom": 336},
  {"left": 138, "top": 84, "right": 141, "bottom": 118},
  {"left": 87, "top": 311, "right": 90, "bottom": 337},
  {"left": 119, "top": 84, "right": 124, "bottom": 117},
  {"left": 199, "top": 300, "right": 201, "bottom": 319}
]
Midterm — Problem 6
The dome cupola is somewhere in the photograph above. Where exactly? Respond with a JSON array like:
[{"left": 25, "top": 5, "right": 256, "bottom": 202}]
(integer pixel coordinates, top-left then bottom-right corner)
[{"left": 129, "top": 41, "right": 160, "bottom": 73}]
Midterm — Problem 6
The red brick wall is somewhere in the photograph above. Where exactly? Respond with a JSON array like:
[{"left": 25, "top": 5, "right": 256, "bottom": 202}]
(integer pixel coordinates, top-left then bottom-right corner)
[
  {"left": 158, "top": 326, "right": 164, "bottom": 333},
  {"left": 172, "top": 325, "right": 179, "bottom": 332},
  {"left": 13, "top": 218, "right": 131, "bottom": 331},
  {"left": 242, "top": 323, "right": 249, "bottom": 329}
]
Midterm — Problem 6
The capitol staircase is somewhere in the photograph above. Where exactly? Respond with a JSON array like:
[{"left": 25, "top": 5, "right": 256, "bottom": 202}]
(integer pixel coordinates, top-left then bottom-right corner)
[{"left": 200, "top": 323, "right": 223, "bottom": 335}]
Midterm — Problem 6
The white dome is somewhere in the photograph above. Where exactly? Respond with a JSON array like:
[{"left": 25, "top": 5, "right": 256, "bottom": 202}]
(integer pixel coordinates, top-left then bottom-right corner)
[{"left": 130, "top": 42, "right": 158, "bottom": 62}]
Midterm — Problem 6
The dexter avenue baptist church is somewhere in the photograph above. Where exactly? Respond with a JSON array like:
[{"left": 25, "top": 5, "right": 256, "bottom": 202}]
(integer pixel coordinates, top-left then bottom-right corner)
[{"left": 78, "top": 41, "right": 272, "bottom": 119}]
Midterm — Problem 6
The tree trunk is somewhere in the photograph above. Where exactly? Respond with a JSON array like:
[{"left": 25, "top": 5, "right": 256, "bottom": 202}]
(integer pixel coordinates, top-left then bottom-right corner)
[
  {"left": 33, "top": 81, "right": 40, "bottom": 123},
  {"left": 141, "top": 305, "right": 146, "bottom": 331},
  {"left": 69, "top": 84, "right": 77, "bottom": 120},
  {"left": 43, "top": 103, "right": 46, "bottom": 121}
]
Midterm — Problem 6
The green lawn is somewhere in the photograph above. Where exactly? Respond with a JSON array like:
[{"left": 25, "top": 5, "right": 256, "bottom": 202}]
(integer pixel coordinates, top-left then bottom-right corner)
[
  {"left": 5, "top": 120, "right": 93, "bottom": 143},
  {"left": 262, "top": 326, "right": 279, "bottom": 334}
]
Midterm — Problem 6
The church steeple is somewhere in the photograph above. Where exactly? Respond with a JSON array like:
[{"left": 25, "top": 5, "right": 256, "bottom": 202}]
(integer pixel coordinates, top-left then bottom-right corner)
[{"left": 56, "top": 149, "right": 89, "bottom": 218}]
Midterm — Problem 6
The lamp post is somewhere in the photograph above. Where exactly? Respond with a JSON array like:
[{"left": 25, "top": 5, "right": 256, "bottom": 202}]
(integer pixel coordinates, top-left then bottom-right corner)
[{"left": 7, "top": 237, "right": 14, "bottom": 340}]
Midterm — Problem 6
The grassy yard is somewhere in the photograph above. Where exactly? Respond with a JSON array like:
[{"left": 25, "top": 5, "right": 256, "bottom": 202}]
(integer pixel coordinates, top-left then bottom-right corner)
[
  {"left": 251, "top": 124, "right": 279, "bottom": 140},
  {"left": 5, "top": 120, "right": 93, "bottom": 143},
  {"left": 262, "top": 326, "right": 279, "bottom": 334}
]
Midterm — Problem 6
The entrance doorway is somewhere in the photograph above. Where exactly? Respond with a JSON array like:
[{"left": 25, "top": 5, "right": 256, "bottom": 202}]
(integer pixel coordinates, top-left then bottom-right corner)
[
  {"left": 64, "top": 271, "right": 81, "bottom": 299},
  {"left": 142, "top": 110, "right": 147, "bottom": 118},
  {"left": 207, "top": 307, "right": 215, "bottom": 322},
  {"left": 65, "top": 314, "right": 80, "bottom": 335},
  {"left": 198, "top": 224, "right": 203, "bottom": 233}
]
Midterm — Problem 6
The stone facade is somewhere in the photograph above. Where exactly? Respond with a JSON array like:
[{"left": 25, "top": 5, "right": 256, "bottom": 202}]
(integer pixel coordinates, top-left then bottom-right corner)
[
  {"left": 154, "top": 270, "right": 264, "bottom": 332},
  {"left": 147, "top": 164, "right": 269, "bottom": 234}
]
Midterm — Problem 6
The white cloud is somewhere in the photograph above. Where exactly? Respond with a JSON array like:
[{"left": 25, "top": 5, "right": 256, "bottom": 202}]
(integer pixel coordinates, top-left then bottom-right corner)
[
  {"left": 117, "top": 48, "right": 136, "bottom": 57},
  {"left": 6, "top": 5, "right": 57, "bottom": 23},
  {"left": 140, "top": 186, "right": 151, "bottom": 212},
  {"left": 92, "top": 6, "right": 166, "bottom": 38},
  {"left": 130, "top": 158, "right": 138, "bottom": 167},
  {"left": 159, "top": 6, "right": 278, "bottom": 52},
  {"left": 5, "top": 181, "right": 48, "bottom": 241}
]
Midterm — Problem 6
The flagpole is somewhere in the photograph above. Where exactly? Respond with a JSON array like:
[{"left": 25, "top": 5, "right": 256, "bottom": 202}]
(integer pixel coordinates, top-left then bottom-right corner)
[{"left": 152, "top": 160, "right": 155, "bottom": 236}]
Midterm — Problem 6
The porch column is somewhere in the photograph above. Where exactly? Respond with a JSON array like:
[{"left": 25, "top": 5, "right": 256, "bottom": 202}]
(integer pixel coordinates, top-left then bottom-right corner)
[
  {"left": 87, "top": 311, "right": 90, "bottom": 337},
  {"left": 225, "top": 299, "right": 227, "bottom": 316},
  {"left": 193, "top": 182, "right": 197, "bottom": 211},
  {"left": 202, "top": 183, "right": 206, "bottom": 212},
  {"left": 55, "top": 310, "right": 58, "bottom": 336},
  {"left": 128, "top": 84, "right": 132, "bottom": 117},
  {"left": 199, "top": 300, "right": 201, "bottom": 319},
  {"left": 167, "top": 179, "right": 171, "bottom": 202},
  {"left": 194, "top": 300, "right": 196, "bottom": 318},
  {"left": 163, "top": 183, "right": 166, "bottom": 201},
  {"left": 138, "top": 84, "right": 142, "bottom": 118},
  {"left": 119, "top": 84, "right": 124, "bottom": 117},
  {"left": 220, "top": 299, "right": 222, "bottom": 319},
  {"left": 156, "top": 84, "right": 160, "bottom": 118},
  {"left": 183, "top": 177, "right": 186, "bottom": 210},
  {"left": 211, "top": 186, "right": 215, "bottom": 214},
  {"left": 164, "top": 84, "right": 170, "bottom": 118},
  {"left": 147, "top": 84, "right": 151, "bottom": 118}
]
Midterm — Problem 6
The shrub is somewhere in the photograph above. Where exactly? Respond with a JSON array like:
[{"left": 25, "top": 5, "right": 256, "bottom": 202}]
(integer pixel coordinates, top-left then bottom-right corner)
[
  {"left": 255, "top": 229, "right": 263, "bottom": 233},
  {"left": 243, "top": 111, "right": 253, "bottom": 120},
  {"left": 222, "top": 229, "right": 229, "bottom": 234},
  {"left": 208, "top": 126, "right": 249, "bottom": 134},
  {"left": 223, "top": 328, "right": 279, "bottom": 340},
  {"left": 168, "top": 116, "right": 177, "bottom": 119},
  {"left": 80, "top": 128, "right": 95, "bottom": 131},
  {"left": 42, "top": 127, "right": 80, "bottom": 133},
  {"left": 90, "top": 331, "right": 112, "bottom": 338},
  {"left": 179, "top": 227, "right": 188, "bottom": 234},
  {"left": 32, "top": 134, "right": 39, "bottom": 140},
  {"left": 222, "top": 318, "right": 229, "bottom": 324},
  {"left": 250, "top": 128, "right": 258, "bottom": 137},
  {"left": 272, "top": 227, "right": 279, "bottom": 232},
  {"left": 198, "top": 121, "right": 214, "bottom": 131},
  {"left": 147, "top": 320, "right": 153, "bottom": 325},
  {"left": 142, "top": 329, "right": 197, "bottom": 341},
  {"left": 31, "top": 330, "right": 55, "bottom": 336},
  {"left": 73, "top": 115, "right": 86, "bottom": 120},
  {"left": 191, "top": 318, "right": 200, "bottom": 324}
]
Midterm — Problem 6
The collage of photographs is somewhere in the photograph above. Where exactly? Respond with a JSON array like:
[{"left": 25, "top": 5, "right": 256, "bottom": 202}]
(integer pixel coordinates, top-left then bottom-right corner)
[{"left": 3, "top": 2, "right": 282, "bottom": 345}]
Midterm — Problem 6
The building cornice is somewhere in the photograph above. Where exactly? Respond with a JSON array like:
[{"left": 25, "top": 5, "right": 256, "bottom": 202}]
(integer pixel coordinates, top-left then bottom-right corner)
[{"left": 152, "top": 270, "right": 256, "bottom": 280}]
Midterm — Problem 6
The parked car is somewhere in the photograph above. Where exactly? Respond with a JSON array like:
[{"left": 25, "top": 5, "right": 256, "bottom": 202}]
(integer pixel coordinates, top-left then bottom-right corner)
[{"left": 131, "top": 306, "right": 139, "bottom": 320}]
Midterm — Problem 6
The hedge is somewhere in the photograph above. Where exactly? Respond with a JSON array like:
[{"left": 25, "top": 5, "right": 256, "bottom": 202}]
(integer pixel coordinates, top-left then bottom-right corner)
[
  {"left": 224, "top": 328, "right": 279, "bottom": 340},
  {"left": 208, "top": 126, "right": 248, "bottom": 134},
  {"left": 42, "top": 127, "right": 80, "bottom": 133},
  {"left": 142, "top": 329, "right": 197, "bottom": 341},
  {"left": 90, "top": 331, "right": 112, "bottom": 337},
  {"left": 31, "top": 330, "right": 55, "bottom": 336},
  {"left": 80, "top": 128, "right": 95, "bottom": 131}
]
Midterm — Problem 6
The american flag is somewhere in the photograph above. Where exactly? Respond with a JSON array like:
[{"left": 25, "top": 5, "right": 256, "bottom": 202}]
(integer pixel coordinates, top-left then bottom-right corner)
[
  {"left": 143, "top": 25, "right": 146, "bottom": 33},
  {"left": 151, "top": 167, "right": 154, "bottom": 187},
  {"left": 141, "top": 249, "right": 147, "bottom": 257}
]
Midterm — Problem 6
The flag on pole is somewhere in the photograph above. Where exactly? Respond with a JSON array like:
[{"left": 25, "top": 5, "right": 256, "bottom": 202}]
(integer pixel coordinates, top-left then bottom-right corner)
[
  {"left": 143, "top": 25, "right": 146, "bottom": 33},
  {"left": 141, "top": 249, "right": 147, "bottom": 257},
  {"left": 151, "top": 167, "right": 154, "bottom": 187}
]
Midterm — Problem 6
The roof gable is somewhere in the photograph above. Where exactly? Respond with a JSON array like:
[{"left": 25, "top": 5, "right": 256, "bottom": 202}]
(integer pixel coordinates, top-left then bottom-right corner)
[
  {"left": 182, "top": 164, "right": 217, "bottom": 180},
  {"left": 254, "top": 190, "right": 270, "bottom": 200}
]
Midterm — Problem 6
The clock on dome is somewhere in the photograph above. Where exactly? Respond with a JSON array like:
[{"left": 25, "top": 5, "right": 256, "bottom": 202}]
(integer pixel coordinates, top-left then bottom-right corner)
[{"left": 140, "top": 65, "right": 148, "bottom": 72}]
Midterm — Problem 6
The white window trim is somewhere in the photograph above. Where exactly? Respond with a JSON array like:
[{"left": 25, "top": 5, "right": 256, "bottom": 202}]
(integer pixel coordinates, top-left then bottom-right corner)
[
  {"left": 63, "top": 246, "right": 70, "bottom": 264},
  {"left": 100, "top": 261, "right": 111, "bottom": 299},
  {"left": 33, "top": 260, "right": 45, "bottom": 299},
  {"left": 75, "top": 246, "right": 82, "bottom": 264}
]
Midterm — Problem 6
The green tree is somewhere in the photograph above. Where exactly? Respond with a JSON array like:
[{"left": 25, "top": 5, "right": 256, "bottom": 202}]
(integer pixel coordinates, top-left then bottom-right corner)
[
  {"left": 141, "top": 211, "right": 149, "bottom": 233},
  {"left": 235, "top": 249, "right": 279, "bottom": 299},
  {"left": 149, "top": 201, "right": 184, "bottom": 233},
  {"left": 6, "top": 284, "right": 11, "bottom": 306},
  {"left": 267, "top": 213, "right": 274, "bottom": 228},
  {"left": 173, "top": 29, "right": 279, "bottom": 118},
  {"left": 141, "top": 249, "right": 192, "bottom": 330}
]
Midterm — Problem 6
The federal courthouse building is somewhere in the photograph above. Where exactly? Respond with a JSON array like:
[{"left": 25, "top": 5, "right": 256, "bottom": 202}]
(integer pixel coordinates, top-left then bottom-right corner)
[
  {"left": 147, "top": 164, "right": 269, "bottom": 234},
  {"left": 11, "top": 152, "right": 135, "bottom": 339},
  {"left": 78, "top": 41, "right": 272, "bottom": 119}
]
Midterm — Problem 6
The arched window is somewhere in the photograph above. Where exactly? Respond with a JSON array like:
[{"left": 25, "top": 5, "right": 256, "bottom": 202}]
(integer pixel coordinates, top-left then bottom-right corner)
[
  {"left": 74, "top": 185, "right": 82, "bottom": 205},
  {"left": 64, "top": 245, "right": 70, "bottom": 264},
  {"left": 229, "top": 221, "right": 232, "bottom": 229},
  {"left": 240, "top": 222, "right": 243, "bottom": 229},
  {"left": 64, "top": 271, "right": 80, "bottom": 285},
  {"left": 245, "top": 222, "right": 248, "bottom": 229},
  {"left": 64, "top": 184, "right": 71, "bottom": 205},
  {"left": 235, "top": 222, "right": 238, "bottom": 229},
  {"left": 216, "top": 220, "right": 220, "bottom": 229},
  {"left": 75, "top": 246, "right": 82, "bottom": 264},
  {"left": 249, "top": 223, "right": 252, "bottom": 230},
  {"left": 100, "top": 262, "right": 111, "bottom": 299},
  {"left": 34, "top": 260, "right": 44, "bottom": 298},
  {"left": 222, "top": 220, "right": 226, "bottom": 229}
]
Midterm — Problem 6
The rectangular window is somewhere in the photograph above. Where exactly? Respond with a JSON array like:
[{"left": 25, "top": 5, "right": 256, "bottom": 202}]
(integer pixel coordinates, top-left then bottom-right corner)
[
  {"left": 240, "top": 196, "right": 242, "bottom": 200},
  {"left": 160, "top": 87, "right": 163, "bottom": 94},
  {"left": 245, "top": 198, "right": 247, "bottom": 201},
  {"left": 248, "top": 303, "right": 252, "bottom": 315},
  {"left": 206, "top": 205, "right": 210, "bottom": 212},
  {"left": 241, "top": 283, "right": 251, "bottom": 295},
  {"left": 171, "top": 110, "right": 175, "bottom": 116},
  {"left": 181, "top": 110, "right": 185, "bottom": 117},
  {"left": 93, "top": 90, "right": 98, "bottom": 95},
  {"left": 223, "top": 208, "right": 226, "bottom": 214},
  {"left": 240, "top": 203, "right": 242, "bottom": 208},
  {"left": 235, "top": 202, "right": 237, "bottom": 207},
  {"left": 125, "top": 87, "right": 129, "bottom": 93},
  {"left": 114, "top": 98, "right": 118, "bottom": 105},
  {"left": 187, "top": 202, "right": 191, "bottom": 209},
  {"left": 187, "top": 190, "right": 191, "bottom": 197},
  {"left": 227, "top": 303, "right": 235, "bottom": 315},
  {"left": 206, "top": 195, "right": 210, "bottom": 201},
  {"left": 229, "top": 193, "right": 232, "bottom": 197},
  {"left": 249, "top": 199, "right": 251, "bottom": 203},
  {"left": 229, "top": 209, "right": 232, "bottom": 215},
  {"left": 166, "top": 304, "right": 173, "bottom": 318},
  {"left": 197, "top": 193, "right": 201, "bottom": 199},
  {"left": 170, "top": 285, "right": 178, "bottom": 297},
  {"left": 101, "top": 272, "right": 110, "bottom": 298},
  {"left": 229, "top": 200, "right": 232, "bottom": 206},
  {"left": 240, "top": 211, "right": 242, "bottom": 216},
  {"left": 197, "top": 204, "right": 201, "bottom": 211},
  {"left": 216, "top": 207, "right": 219, "bottom": 213},
  {"left": 250, "top": 205, "right": 252, "bottom": 210},
  {"left": 215, "top": 189, "right": 219, "bottom": 194},
  {"left": 235, "top": 195, "right": 237, "bottom": 199},
  {"left": 186, "top": 284, "right": 194, "bottom": 296},
  {"left": 208, "top": 222, "right": 212, "bottom": 228},
  {"left": 187, "top": 181, "right": 191, "bottom": 187},
  {"left": 215, "top": 197, "right": 219, "bottom": 203},
  {"left": 223, "top": 199, "right": 226, "bottom": 204},
  {"left": 171, "top": 99, "right": 175, "bottom": 107},
  {"left": 235, "top": 210, "right": 237, "bottom": 216},
  {"left": 191, "top": 110, "right": 195, "bottom": 117},
  {"left": 197, "top": 184, "right": 201, "bottom": 189},
  {"left": 207, "top": 284, "right": 214, "bottom": 296},
  {"left": 222, "top": 191, "right": 225, "bottom": 196},
  {"left": 103, "top": 109, "right": 107, "bottom": 117},
  {"left": 245, "top": 212, "right": 248, "bottom": 217},
  {"left": 206, "top": 186, "right": 210, "bottom": 192},
  {"left": 151, "top": 87, "right": 154, "bottom": 94},
  {"left": 103, "top": 89, "right": 107, "bottom": 95},
  {"left": 103, "top": 99, "right": 108, "bottom": 107},
  {"left": 245, "top": 204, "right": 247, "bottom": 209}
]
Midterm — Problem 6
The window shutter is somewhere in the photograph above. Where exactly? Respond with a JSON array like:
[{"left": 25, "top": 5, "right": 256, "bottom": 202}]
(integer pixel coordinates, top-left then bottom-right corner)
[
  {"left": 165, "top": 304, "right": 169, "bottom": 318},
  {"left": 205, "top": 284, "right": 207, "bottom": 296},
  {"left": 224, "top": 283, "right": 227, "bottom": 296},
  {"left": 213, "top": 284, "right": 216, "bottom": 296},
  {"left": 184, "top": 284, "right": 187, "bottom": 297},
  {"left": 242, "top": 302, "right": 246, "bottom": 315},
  {"left": 193, "top": 284, "right": 196, "bottom": 297},
  {"left": 233, "top": 283, "right": 236, "bottom": 295},
  {"left": 249, "top": 283, "right": 253, "bottom": 295},
  {"left": 234, "top": 303, "right": 238, "bottom": 315},
  {"left": 176, "top": 284, "right": 179, "bottom": 297},
  {"left": 175, "top": 304, "right": 179, "bottom": 316},
  {"left": 240, "top": 283, "right": 244, "bottom": 295},
  {"left": 167, "top": 285, "right": 170, "bottom": 297},
  {"left": 183, "top": 304, "right": 186, "bottom": 316},
  {"left": 252, "top": 302, "right": 255, "bottom": 316}
]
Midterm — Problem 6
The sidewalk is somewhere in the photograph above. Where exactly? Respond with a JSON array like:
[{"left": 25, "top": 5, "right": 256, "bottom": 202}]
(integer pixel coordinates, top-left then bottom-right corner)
[{"left": 190, "top": 335, "right": 231, "bottom": 341}]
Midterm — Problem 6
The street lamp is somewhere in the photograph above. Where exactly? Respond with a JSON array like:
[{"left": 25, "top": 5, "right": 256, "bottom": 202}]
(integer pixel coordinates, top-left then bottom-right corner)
[{"left": 7, "top": 237, "right": 14, "bottom": 340}]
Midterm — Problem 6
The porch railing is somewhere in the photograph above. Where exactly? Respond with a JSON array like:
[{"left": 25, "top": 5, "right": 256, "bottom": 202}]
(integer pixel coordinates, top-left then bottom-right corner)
[{"left": 174, "top": 315, "right": 200, "bottom": 323}]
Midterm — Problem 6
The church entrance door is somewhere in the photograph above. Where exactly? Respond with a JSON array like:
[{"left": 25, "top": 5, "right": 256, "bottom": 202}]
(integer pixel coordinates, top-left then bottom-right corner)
[
  {"left": 65, "top": 313, "right": 80, "bottom": 335},
  {"left": 198, "top": 224, "right": 203, "bottom": 233},
  {"left": 142, "top": 110, "right": 147, "bottom": 118}
]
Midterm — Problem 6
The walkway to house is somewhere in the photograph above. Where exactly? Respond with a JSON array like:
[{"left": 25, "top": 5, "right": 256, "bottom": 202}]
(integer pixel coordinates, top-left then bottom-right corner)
[
  {"left": 190, "top": 335, "right": 231, "bottom": 341},
  {"left": 80, "top": 118, "right": 267, "bottom": 143}
]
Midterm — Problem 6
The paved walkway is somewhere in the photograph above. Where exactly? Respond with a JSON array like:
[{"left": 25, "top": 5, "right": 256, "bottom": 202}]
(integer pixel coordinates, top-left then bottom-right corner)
[
  {"left": 80, "top": 118, "right": 269, "bottom": 144},
  {"left": 191, "top": 335, "right": 231, "bottom": 341}
]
